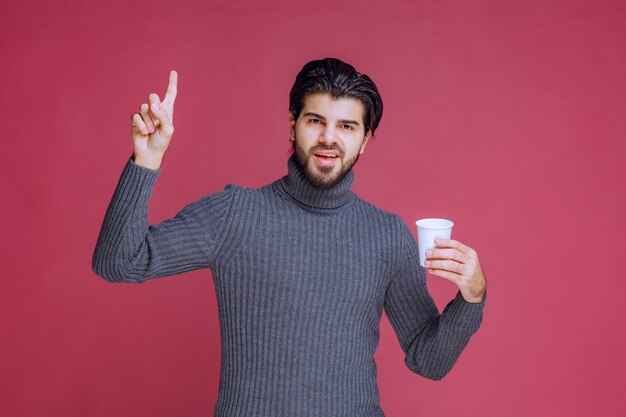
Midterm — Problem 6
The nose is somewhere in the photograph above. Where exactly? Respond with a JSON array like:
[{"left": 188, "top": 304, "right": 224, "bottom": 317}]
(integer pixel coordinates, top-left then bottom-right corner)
[{"left": 319, "top": 124, "right": 338, "bottom": 145}]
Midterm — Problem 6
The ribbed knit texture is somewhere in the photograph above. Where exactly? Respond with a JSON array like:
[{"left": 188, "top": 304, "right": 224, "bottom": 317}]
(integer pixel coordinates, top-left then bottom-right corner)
[{"left": 92, "top": 154, "right": 486, "bottom": 417}]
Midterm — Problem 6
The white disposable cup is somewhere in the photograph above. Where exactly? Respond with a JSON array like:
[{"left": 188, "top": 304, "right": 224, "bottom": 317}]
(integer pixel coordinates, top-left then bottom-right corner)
[{"left": 415, "top": 218, "right": 454, "bottom": 267}]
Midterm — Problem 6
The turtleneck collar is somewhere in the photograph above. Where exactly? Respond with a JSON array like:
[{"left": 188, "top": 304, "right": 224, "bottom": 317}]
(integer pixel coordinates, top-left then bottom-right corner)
[{"left": 277, "top": 154, "right": 356, "bottom": 211}]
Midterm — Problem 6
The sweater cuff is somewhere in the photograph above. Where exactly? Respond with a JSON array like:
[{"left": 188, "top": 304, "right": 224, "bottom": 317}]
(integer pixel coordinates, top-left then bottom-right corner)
[
  {"left": 457, "top": 288, "right": 487, "bottom": 307},
  {"left": 442, "top": 290, "right": 486, "bottom": 335},
  {"left": 117, "top": 155, "right": 161, "bottom": 205}
]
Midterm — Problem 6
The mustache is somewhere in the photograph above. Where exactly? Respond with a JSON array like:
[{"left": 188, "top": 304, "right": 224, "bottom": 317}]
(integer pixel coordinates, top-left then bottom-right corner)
[{"left": 311, "top": 145, "right": 343, "bottom": 157}]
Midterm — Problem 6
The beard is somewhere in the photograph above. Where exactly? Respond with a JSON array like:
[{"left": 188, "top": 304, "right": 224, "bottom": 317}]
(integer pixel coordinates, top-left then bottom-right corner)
[{"left": 291, "top": 139, "right": 361, "bottom": 189}]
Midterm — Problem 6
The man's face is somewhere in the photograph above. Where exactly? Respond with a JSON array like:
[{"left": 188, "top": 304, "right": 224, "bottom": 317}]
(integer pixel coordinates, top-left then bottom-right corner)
[{"left": 289, "top": 93, "right": 372, "bottom": 189}]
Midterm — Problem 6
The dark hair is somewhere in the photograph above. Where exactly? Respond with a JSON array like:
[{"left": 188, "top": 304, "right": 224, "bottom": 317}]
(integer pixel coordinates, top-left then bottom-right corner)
[{"left": 288, "top": 58, "right": 383, "bottom": 138}]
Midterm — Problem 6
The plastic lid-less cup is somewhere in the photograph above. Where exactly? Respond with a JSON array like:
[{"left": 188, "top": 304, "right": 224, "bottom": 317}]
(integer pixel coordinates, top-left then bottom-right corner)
[{"left": 415, "top": 218, "right": 454, "bottom": 268}]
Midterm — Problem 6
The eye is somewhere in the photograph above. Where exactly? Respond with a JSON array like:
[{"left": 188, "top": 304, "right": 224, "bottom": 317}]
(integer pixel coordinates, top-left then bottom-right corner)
[
  {"left": 342, "top": 124, "right": 353, "bottom": 130},
  {"left": 309, "top": 118, "right": 322, "bottom": 124}
]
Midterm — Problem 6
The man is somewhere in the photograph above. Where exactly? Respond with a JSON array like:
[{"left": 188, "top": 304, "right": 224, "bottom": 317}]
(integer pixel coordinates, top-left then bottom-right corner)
[{"left": 92, "top": 58, "right": 487, "bottom": 417}]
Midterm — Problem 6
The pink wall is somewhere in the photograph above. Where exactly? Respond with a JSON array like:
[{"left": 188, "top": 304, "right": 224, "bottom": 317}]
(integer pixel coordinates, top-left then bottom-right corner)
[{"left": 1, "top": 0, "right": 624, "bottom": 416}]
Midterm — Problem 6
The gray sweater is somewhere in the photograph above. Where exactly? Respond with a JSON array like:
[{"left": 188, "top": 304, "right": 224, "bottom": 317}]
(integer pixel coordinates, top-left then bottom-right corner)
[{"left": 92, "top": 154, "right": 485, "bottom": 417}]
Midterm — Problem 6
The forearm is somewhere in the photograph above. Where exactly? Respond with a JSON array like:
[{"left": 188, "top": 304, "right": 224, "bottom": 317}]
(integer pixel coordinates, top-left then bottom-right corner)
[
  {"left": 403, "top": 291, "right": 485, "bottom": 380},
  {"left": 92, "top": 156, "right": 160, "bottom": 283}
]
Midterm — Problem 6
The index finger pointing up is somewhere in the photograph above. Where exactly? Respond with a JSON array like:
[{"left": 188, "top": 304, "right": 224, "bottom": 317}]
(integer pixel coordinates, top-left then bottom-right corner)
[{"left": 164, "top": 70, "right": 178, "bottom": 104}]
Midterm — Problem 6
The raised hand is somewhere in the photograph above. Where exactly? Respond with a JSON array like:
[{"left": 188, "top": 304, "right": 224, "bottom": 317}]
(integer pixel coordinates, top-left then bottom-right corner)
[
  {"left": 424, "top": 238, "right": 487, "bottom": 304},
  {"left": 130, "top": 70, "right": 178, "bottom": 169}
]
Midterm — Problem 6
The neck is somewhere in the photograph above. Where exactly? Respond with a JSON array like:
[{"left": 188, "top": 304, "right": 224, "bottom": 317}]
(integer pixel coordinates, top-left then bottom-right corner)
[{"left": 277, "top": 154, "right": 356, "bottom": 211}]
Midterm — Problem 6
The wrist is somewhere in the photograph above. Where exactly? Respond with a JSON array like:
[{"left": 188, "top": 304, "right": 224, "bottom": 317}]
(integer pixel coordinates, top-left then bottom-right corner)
[
  {"left": 133, "top": 153, "right": 163, "bottom": 170},
  {"left": 461, "top": 289, "right": 487, "bottom": 305}
]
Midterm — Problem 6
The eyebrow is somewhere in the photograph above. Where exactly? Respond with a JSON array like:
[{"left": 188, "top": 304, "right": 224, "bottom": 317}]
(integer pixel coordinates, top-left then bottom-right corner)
[{"left": 303, "top": 112, "right": 361, "bottom": 127}]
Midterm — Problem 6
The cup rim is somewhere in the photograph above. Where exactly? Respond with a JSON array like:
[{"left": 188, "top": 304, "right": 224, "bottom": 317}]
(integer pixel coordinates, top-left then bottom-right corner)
[{"left": 415, "top": 218, "right": 454, "bottom": 229}]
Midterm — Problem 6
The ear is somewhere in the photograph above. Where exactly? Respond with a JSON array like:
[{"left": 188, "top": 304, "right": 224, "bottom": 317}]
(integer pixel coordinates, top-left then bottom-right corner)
[
  {"left": 289, "top": 112, "right": 296, "bottom": 141},
  {"left": 359, "top": 130, "right": 372, "bottom": 155}
]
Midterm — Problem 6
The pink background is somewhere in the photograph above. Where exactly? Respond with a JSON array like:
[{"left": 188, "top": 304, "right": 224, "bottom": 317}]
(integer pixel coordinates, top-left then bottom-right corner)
[{"left": 1, "top": 0, "right": 624, "bottom": 416}]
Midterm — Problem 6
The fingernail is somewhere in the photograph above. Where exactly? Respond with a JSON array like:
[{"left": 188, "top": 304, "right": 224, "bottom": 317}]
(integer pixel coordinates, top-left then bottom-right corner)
[{"left": 426, "top": 250, "right": 432, "bottom": 257}]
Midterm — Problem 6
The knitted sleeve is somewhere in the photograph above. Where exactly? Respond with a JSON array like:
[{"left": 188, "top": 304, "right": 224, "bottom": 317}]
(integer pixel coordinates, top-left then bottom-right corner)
[
  {"left": 383, "top": 218, "right": 486, "bottom": 380},
  {"left": 91, "top": 156, "right": 237, "bottom": 284}
]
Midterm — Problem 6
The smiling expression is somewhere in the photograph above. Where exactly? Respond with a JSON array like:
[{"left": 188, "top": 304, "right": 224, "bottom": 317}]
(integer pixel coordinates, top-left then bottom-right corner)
[{"left": 290, "top": 93, "right": 372, "bottom": 189}]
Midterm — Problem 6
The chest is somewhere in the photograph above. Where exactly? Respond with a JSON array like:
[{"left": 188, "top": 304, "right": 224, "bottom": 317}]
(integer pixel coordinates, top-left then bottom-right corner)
[{"left": 214, "top": 209, "right": 394, "bottom": 321}]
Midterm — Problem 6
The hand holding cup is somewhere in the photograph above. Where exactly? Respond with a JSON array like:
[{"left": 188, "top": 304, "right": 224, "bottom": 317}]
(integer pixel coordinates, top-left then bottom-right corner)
[{"left": 417, "top": 218, "right": 487, "bottom": 304}]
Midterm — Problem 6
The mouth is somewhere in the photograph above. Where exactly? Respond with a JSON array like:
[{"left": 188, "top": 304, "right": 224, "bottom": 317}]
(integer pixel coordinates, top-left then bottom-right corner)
[{"left": 313, "top": 152, "right": 340, "bottom": 165}]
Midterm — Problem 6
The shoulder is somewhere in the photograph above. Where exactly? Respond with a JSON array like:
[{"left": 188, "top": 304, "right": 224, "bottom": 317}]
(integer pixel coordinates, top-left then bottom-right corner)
[
  {"left": 173, "top": 183, "right": 241, "bottom": 222},
  {"left": 211, "top": 181, "right": 283, "bottom": 216},
  {"left": 352, "top": 196, "right": 409, "bottom": 233},
  {"left": 221, "top": 181, "right": 276, "bottom": 201},
  {"left": 351, "top": 196, "right": 415, "bottom": 274}
]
